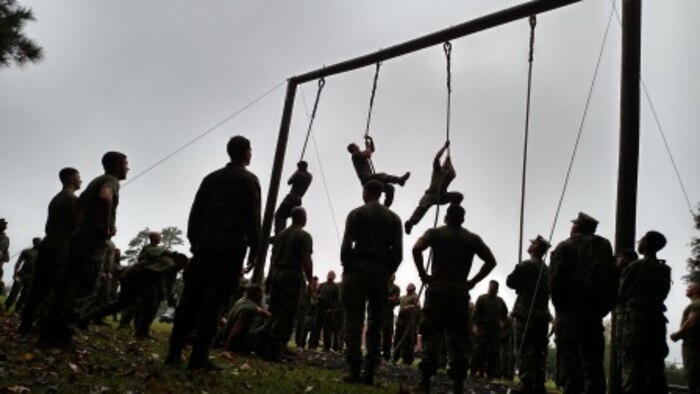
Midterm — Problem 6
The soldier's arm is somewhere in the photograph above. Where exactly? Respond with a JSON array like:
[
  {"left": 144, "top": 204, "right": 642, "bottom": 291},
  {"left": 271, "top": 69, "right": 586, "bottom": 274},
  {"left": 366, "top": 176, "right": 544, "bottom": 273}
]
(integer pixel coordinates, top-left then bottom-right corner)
[
  {"left": 433, "top": 142, "right": 449, "bottom": 169},
  {"left": 412, "top": 237, "right": 430, "bottom": 282},
  {"left": 13, "top": 252, "right": 26, "bottom": 276},
  {"left": 340, "top": 212, "right": 355, "bottom": 265},
  {"left": 302, "top": 234, "right": 313, "bottom": 283},
  {"left": 467, "top": 242, "right": 497, "bottom": 289},
  {"left": 244, "top": 179, "right": 262, "bottom": 270},
  {"left": 187, "top": 178, "right": 208, "bottom": 249},
  {"left": 671, "top": 311, "right": 698, "bottom": 342},
  {"left": 287, "top": 171, "right": 300, "bottom": 186},
  {"left": 390, "top": 216, "right": 403, "bottom": 271},
  {"left": 365, "top": 136, "right": 375, "bottom": 154},
  {"left": 98, "top": 184, "right": 116, "bottom": 237},
  {"left": 505, "top": 264, "right": 523, "bottom": 290}
]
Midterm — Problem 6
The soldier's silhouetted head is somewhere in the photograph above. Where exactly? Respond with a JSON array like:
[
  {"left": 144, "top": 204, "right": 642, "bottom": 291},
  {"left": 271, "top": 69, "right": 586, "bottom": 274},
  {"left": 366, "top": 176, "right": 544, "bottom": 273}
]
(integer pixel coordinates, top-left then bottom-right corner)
[
  {"left": 363, "top": 180, "right": 383, "bottom": 203},
  {"left": 148, "top": 231, "right": 162, "bottom": 246},
  {"left": 297, "top": 161, "right": 308, "bottom": 170},
  {"left": 102, "top": 151, "right": 129, "bottom": 180},
  {"left": 227, "top": 135, "right": 252, "bottom": 165},
  {"left": 638, "top": 230, "right": 666, "bottom": 254},
  {"left": 59, "top": 167, "right": 82, "bottom": 190},
  {"left": 571, "top": 212, "right": 598, "bottom": 234},
  {"left": 291, "top": 206, "right": 307, "bottom": 226},
  {"left": 445, "top": 204, "right": 465, "bottom": 226},
  {"left": 488, "top": 280, "right": 499, "bottom": 295},
  {"left": 347, "top": 143, "right": 359, "bottom": 153},
  {"left": 32, "top": 237, "right": 41, "bottom": 247}
]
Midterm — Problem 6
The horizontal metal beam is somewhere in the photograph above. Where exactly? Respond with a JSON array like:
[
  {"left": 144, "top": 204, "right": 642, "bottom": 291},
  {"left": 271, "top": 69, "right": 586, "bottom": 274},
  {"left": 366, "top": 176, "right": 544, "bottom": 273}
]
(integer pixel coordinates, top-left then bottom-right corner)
[{"left": 293, "top": 0, "right": 581, "bottom": 84}]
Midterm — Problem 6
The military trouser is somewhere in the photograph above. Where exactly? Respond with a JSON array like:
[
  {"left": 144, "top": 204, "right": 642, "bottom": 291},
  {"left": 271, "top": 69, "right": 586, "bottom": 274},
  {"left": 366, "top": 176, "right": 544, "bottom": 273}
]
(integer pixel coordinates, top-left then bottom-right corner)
[
  {"left": 274, "top": 193, "right": 303, "bottom": 235},
  {"left": 266, "top": 269, "right": 304, "bottom": 349},
  {"left": 342, "top": 263, "right": 389, "bottom": 372},
  {"left": 514, "top": 315, "right": 549, "bottom": 393},
  {"left": 407, "top": 191, "right": 464, "bottom": 226},
  {"left": 619, "top": 312, "right": 668, "bottom": 394},
  {"left": 393, "top": 313, "right": 418, "bottom": 364},
  {"left": 472, "top": 324, "right": 501, "bottom": 378},
  {"left": 381, "top": 311, "right": 395, "bottom": 360},
  {"left": 419, "top": 282, "right": 470, "bottom": 382},
  {"left": 554, "top": 314, "right": 606, "bottom": 394},
  {"left": 309, "top": 301, "right": 334, "bottom": 350},
  {"left": 295, "top": 302, "right": 312, "bottom": 348},
  {"left": 683, "top": 346, "right": 700, "bottom": 394},
  {"left": 40, "top": 227, "right": 108, "bottom": 345},
  {"left": 360, "top": 174, "right": 400, "bottom": 207},
  {"left": 5, "top": 273, "right": 32, "bottom": 310},
  {"left": 168, "top": 242, "right": 246, "bottom": 363},
  {"left": 20, "top": 241, "right": 68, "bottom": 332}
]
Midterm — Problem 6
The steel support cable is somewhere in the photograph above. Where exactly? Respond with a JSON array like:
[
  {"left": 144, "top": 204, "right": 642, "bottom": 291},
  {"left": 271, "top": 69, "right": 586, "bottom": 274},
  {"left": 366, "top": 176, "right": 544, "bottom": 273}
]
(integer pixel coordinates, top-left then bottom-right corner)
[
  {"left": 122, "top": 80, "right": 286, "bottom": 188},
  {"left": 299, "top": 78, "right": 326, "bottom": 161},
  {"left": 6, "top": 81, "right": 287, "bottom": 262},
  {"left": 299, "top": 86, "right": 342, "bottom": 247},
  {"left": 510, "top": 6, "right": 616, "bottom": 386}
]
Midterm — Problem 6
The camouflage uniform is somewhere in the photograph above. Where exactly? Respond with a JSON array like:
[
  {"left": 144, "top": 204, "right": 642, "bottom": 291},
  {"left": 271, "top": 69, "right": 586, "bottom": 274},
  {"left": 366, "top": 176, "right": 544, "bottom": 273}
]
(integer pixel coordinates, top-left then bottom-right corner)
[
  {"left": 41, "top": 174, "right": 120, "bottom": 345},
  {"left": 5, "top": 246, "right": 39, "bottom": 310},
  {"left": 351, "top": 151, "right": 405, "bottom": 207},
  {"left": 406, "top": 151, "right": 462, "bottom": 229},
  {"left": 274, "top": 168, "right": 312, "bottom": 234},
  {"left": 549, "top": 232, "right": 615, "bottom": 394},
  {"left": 263, "top": 224, "right": 312, "bottom": 356},
  {"left": 0, "top": 231, "right": 9, "bottom": 295},
  {"left": 341, "top": 199, "right": 402, "bottom": 377},
  {"left": 20, "top": 189, "right": 78, "bottom": 332},
  {"left": 295, "top": 286, "right": 316, "bottom": 348},
  {"left": 382, "top": 282, "right": 400, "bottom": 360},
  {"left": 617, "top": 257, "right": 670, "bottom": 393},
  {"left": 223, "top": 296, "right": 265, "bottom": 354},
  {"left": 679, "top": 300, "right": 700, "bottom": 394},
  {"left": 417, "top": 224, "right": 492, "bottom": 384},
  {"left": 507, "top": 257, "right": 550, "bottom": 393},
  {"left": 393, "top": 292, "right": 420, "bottom": 364},
  {"left": 309, "top": 279, "right": 339, "bottom": 350},
  {"left": 471, "top": 292, "right": 508, "bottom": 378},
  {"left": 167, "top": 161, "right": 261, "bottom": 367}
]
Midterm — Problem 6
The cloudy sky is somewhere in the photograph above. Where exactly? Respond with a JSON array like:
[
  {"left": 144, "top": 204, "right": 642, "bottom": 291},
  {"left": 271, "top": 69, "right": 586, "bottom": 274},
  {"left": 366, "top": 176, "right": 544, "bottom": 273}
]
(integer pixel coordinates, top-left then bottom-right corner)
[{"left": 1, "top": 0, "right": 698, "bottom": 363}]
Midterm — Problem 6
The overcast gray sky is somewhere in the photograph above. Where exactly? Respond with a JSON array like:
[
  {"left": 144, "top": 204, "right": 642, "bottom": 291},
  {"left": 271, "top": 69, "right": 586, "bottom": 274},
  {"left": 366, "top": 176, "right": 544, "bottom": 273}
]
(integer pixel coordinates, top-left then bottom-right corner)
[{"left": 1, "top": 0, "right": 698, "bottom": 364}]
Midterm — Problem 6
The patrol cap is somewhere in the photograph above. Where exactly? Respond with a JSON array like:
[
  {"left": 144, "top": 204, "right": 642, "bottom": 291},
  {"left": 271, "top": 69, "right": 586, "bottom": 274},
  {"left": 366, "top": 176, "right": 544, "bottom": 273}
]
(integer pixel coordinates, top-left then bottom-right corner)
[
  {"left": 529, "top": 235, "right": 551, "bottom": 250},
  {"left": 572, "top": 212, "right": 598, "bottom": 229}
]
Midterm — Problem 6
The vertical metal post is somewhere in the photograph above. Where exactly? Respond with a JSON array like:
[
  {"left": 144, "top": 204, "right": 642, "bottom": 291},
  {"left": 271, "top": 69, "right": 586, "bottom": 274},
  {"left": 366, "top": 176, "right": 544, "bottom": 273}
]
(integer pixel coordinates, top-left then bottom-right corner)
[
  {"left": 611, "top": 0, "right": 642, "bottom": 392},
  {"left": 252, "top": 80, "right": 298, "bottom": 284}
]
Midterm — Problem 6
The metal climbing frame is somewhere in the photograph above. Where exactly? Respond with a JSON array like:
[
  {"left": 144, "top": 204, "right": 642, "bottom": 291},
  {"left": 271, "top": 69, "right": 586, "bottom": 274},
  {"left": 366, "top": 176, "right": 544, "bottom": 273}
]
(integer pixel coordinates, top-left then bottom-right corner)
[{"left": 252, "top": 0, "right": 582, "bottom": 283}]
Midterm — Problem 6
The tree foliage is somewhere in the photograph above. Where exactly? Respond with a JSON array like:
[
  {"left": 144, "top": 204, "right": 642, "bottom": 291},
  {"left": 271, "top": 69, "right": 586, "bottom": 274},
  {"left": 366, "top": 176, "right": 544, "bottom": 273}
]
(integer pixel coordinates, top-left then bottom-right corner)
[
  {"left": 685, "top": 205, "right": 700, "bottom": 283},
  {"left": 123, "top": 226, "right": 185, "bottom": 264},
  {"left": 0, "top": 0, "right": 43, "bottom": 69}
]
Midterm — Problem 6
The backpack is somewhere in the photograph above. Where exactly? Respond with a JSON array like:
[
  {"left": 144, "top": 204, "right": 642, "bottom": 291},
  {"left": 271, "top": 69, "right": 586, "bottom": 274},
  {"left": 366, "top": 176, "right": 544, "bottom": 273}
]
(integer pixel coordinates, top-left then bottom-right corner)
[{"left": 574, "top": 235, "right": 619, "bottom": 317}]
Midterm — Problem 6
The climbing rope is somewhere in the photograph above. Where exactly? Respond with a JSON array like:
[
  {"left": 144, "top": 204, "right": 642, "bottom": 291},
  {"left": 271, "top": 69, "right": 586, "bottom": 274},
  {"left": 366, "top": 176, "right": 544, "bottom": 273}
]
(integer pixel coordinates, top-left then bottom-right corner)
[
  {"left": 299, "top": 78, "right": 326, "bottom": 161},
  {"left": 394, "top": 42, "right": 454, "bottom": 354},
  {"left": 517, "top": 15, "right": 536, "bottom": 265},
  {"left": 364, "top": 62, "right": 382, "bottom": 174}
]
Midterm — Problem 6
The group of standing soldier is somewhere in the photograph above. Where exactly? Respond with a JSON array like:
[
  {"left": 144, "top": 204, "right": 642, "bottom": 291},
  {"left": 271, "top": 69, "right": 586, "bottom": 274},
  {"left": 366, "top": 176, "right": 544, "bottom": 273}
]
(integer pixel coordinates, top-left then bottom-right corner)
[{"left": 1, "top": 133, "right": 698, "bottom": 394}]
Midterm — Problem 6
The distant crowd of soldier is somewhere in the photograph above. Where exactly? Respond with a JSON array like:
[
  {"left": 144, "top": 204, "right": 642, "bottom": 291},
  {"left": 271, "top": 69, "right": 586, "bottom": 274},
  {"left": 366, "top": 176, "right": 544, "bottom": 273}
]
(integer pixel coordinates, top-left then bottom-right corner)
[{"left": 0, "top": 134, "right": 698, "bottom": 394}]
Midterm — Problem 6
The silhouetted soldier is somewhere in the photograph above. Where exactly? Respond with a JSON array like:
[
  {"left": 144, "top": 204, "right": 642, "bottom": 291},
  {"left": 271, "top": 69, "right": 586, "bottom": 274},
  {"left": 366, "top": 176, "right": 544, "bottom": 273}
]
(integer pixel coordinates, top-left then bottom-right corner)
[
  {"left": 404, "top": 141, "right": 463, "bottom": 235},
  {"left": 618, "top": 230, "right": 671, "bottom": 393},
  {"left": 260, "top": 206, "right": 313, "bottom": 361},
  {"left": 392, "top": 283, "right": 420, "bottom": 365},
  {"left": 274, "top": 161, "right": 313, "bottom": 235},
  {"left": 4, "top": 237, "right": 42, "bottom": 311},
  {"left": 84, "top": 245, "right": 187, "bottom": 338},
  {"left": 506, "top": 235, "right": 551, "bottom": 394},
  {"left": 549, "top": 212, "right": 616, "bottom": 393},
  {"left": 671, "top": 280, "right": 700, "bottom": 394},
  {"left": 0, "top": 218, "right": 9, "bottom": 296},
  {"left": 611, "top": 248, "right": 638, "bottom": 393},
  {"left": 413, "top": 204, "right": 497, "bottom": 394},
  {"left": 382, "top": 274, "right": 400, "bottom": 361},
  {"left": 348, "top": 136, "right": 410, "bottom": 207},
  {"left": 41, "top": 152, "right": 129, "bottom": 347},
  {"left": 309, "top": 270, "right": 339, "bottom": 351},
  {"left": 341, "top": 180, "right": 402, "bottom": 385},
  {"left": 329, "top": 281, "right": 345, "bottom": 351},
  {"left": 471, "top": 280, "right": 508, "bottom": 380},
  {"left": 223, "top": 284, "right": 269, "bottom": 355},
  {"left": 166, "top": 136, "right": 260, "bottom": 371},
  {"left": 295, "top": 276, "right": 318, "bottom": 348},
  {"left": 19, "top": 167, "right": 81, "bottom": 334}
]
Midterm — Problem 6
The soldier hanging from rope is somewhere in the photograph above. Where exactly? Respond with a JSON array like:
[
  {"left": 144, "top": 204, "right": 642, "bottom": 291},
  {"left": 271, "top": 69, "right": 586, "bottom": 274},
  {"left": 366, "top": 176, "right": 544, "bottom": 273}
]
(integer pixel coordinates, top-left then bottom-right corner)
[
  {"left": 404, "top": 141, "right": 463, "bottom": 235},
  {"left": 274, "top": 160, "right": 312, "bottom": 235},
  {"left": 347, "top": 135, "right": 410, "bottom": 207}
]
